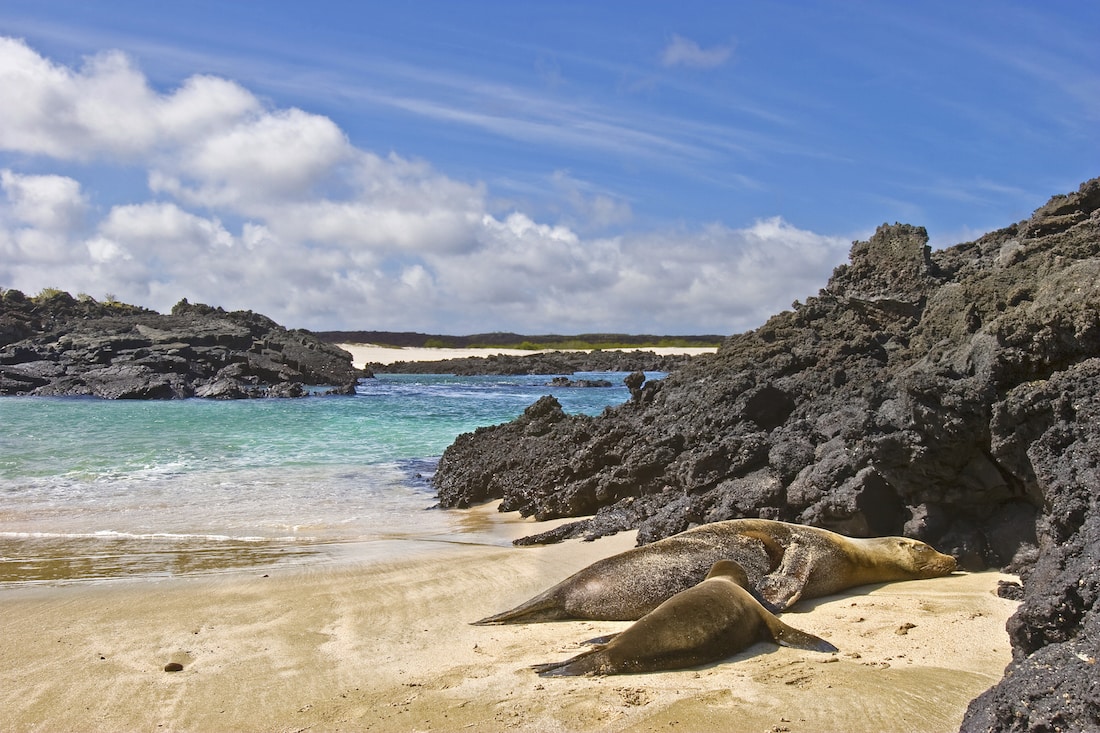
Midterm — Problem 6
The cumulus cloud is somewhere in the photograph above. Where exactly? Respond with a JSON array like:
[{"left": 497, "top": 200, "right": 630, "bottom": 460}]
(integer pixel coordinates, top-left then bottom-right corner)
[
  {"left": 580, "top": 218, "right": 848, "bottom": 333},
  {"left": 661, "top": 34, "right": 734, "bottom": 69},
  {"left": 0, "top": 37, "right": 847, "bottom": 334},
  {"left": 406, "top": 214, "right": 848, "bottom": 334},
  {"left": 0, "top": 170, "right": 90, "bottom": 269},
  {"left": 0, "top": 38, "right": 254, "bottom": 160},
  {"left": 153, "top": 108, "right": 353, "bottom": 209},
  {"left": 1, "top": 169, "right": 88, "bottom": 231}
]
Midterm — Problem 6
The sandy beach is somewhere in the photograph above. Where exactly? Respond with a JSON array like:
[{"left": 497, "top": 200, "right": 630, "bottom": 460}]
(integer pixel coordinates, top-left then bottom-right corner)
[
  {"left": 339, "top": 344, "right": 720, "bottom": 368},
  {"left": 0, "top": 503, "right": 1018, "bottom": 733}
]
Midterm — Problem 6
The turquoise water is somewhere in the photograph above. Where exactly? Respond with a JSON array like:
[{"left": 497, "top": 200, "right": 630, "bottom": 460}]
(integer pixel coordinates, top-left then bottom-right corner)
[{"left": 0, "top": 373, "right": 645, "bottom": 584}]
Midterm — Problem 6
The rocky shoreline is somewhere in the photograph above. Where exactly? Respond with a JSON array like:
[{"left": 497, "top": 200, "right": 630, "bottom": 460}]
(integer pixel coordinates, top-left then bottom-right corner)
[
  {"left": 367, "top": 348, "right": 703, "bottom": 375},
  {"left": 432, "top": 178, "right": 1100, "bottom": 731},
  {"left": 0, "top": 294, "right": 364, "bottom": 398},
  {"left": 3, "top": 177, "right": 1096, "bottom": 728}
]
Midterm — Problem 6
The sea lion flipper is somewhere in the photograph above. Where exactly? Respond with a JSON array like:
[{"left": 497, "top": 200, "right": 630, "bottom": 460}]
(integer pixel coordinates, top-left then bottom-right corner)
[
  {"left": 472, "top": 592, "right": 566, "bottom": 625},
  {"left": 757, "top": 574, "right": 803, "bottom": 611},
  {"left": 532, "top": 661, "right": 574, "bottom": 676},
  {"left": 747, "top": 588, "right": 783, "bottom": 614},
  {"left": 531, "top": 648, "right": 605, "bottom": 677},
  {"left": 757, "top": 543, "right": 812, "bottom": 611},
  {"left": 766, "top": 617, "right": 839, "bottom": 654}
]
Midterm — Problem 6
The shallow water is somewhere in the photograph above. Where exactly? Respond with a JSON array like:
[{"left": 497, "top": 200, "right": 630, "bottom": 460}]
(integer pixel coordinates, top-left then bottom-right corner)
[{"left": 0, "top": 373, "right": 646, "bottom": 584}]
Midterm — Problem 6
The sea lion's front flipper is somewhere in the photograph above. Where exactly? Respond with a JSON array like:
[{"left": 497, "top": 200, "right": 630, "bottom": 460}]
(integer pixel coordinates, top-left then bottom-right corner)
[
  {"left": 765, "top": 617, "right": 838, "bottom": 654},
  {"left": 756, "top": 542, "right": 811, "bottom": 611},
  {"left": 747, "top": 588, "right": 782, "bottom": 614}
]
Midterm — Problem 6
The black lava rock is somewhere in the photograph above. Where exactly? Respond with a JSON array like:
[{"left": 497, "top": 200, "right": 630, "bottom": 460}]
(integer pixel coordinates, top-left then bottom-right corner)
[
  {"left": 0, "top": 294, "right": 365, "bottom": 399},
  {"left": 432, "top": 178, "right": 1100, "bottom": 732}
]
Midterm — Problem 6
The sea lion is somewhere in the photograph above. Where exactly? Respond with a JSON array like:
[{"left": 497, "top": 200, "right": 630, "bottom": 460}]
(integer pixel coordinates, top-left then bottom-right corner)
[
  {"left": 532, "top": 560, "right": 838, "bottom": 676},
  {"left": 474, "top": 518, "right": 956, "bottom": 624}
]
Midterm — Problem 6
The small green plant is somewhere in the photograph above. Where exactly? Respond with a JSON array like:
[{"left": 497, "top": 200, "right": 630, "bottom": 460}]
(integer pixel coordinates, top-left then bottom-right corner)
[{"left": 34, "top": 287, "right": 66, "bottom": 301}]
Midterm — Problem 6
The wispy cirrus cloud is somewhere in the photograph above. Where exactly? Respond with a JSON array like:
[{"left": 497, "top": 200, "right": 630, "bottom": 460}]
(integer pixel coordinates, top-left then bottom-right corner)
[{"left": 355, "top": 88, "right": 710, "bottom": 163}]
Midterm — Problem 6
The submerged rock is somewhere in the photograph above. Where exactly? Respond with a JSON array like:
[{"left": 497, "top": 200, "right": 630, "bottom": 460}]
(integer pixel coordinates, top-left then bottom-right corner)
[{"left": 433, "top": 177, "right": 1100, "bottom": 732}]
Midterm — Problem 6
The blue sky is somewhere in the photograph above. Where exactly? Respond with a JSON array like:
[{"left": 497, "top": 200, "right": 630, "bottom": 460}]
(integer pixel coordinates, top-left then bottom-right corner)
[{"left": 1, "top": 2, "right": 1097, "bottom": 333}]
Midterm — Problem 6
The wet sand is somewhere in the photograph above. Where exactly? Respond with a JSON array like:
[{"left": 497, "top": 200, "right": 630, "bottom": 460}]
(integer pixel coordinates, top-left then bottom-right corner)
[
  {"left": 339, "top": 343, "right": 719, "bottom": 367},
  {"left": 0, "top": 505, "right": 1017, "bottom": 733}
]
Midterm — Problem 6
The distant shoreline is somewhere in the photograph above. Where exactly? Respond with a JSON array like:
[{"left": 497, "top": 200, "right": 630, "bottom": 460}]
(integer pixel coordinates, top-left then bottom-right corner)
[
  {"left": 338, "top": 343, "right": 719, "bottom": 368},
  {"left": 317, "top": 330, "right": 724, "bottom": 350}
]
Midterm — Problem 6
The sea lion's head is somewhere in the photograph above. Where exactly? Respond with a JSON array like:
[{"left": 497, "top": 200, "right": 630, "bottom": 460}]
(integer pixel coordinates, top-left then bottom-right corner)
[
  {"left": 705, "top": 560, "right": 750, "bottom": 587},
  {"left": 891, "top": 537, "right": 957, "bottom": 577}
]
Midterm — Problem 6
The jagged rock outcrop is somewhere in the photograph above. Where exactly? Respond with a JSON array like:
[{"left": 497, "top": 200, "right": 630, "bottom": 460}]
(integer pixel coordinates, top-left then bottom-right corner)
[
  {"left": 0, "top": 294, "right": 363, "bottom": 399},
  {"left": 433, "top": 178, "right": 1100, "bottom": 731},
  {"left": 959, "top": 358, "right": 1100, "bottom": 732}
]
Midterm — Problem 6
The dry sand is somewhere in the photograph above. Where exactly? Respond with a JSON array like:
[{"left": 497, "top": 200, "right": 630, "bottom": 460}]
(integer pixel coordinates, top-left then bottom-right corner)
[
  {"left": 0, "top": 504, "right": 1017, "bottom": 733},
  {"left": 338, "top": 344, "right": 719, "bottom": 368}
]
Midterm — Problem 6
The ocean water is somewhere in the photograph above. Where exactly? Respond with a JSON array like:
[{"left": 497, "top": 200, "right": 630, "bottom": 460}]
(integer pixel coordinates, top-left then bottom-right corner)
[{"left": 0, "top": 373, "right": 647, "bottom": 585}]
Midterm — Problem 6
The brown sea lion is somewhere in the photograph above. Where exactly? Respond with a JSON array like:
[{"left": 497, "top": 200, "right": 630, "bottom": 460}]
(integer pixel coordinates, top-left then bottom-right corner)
[
  {"left": 474, "top": 518, "right": 956, "bottom": 624},
  {"left": 532, "top": 560, "right": 838, "bottom": 676}
]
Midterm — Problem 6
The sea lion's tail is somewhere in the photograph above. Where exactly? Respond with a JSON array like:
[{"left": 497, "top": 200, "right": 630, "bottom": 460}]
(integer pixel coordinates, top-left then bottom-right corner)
[
  {"left": 770, "top": 619, "right": 839, "bottom": 653},
  {"left": 531, "top": 648, "right": 605, "bottom": 677},
  {"left": 471, "top": 594, "right": 568, "bottom": 625}
]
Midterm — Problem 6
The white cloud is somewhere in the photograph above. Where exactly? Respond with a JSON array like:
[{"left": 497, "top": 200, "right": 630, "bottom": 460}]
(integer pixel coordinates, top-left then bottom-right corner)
[
  {"left": 0, "top": 170, "right": 89, "bottom": 269},
  {"left": 0, "top": 37, "right": 271, "bottom": 163},
  {"left": 0, "top": 39, "right": 155, "bottom": 159},
  {"left": 163, "top": 108, "right": 352, "bottom": 207},
  {"left": 1, "top": 169, "right": 88, "bottom": 231},
  {"left": 400, "top": 214, "right": 848, "bottom": 334},
  {"left": 86, "top": 235, "right": 128, "bottom": 264},
  {"left": 156, "top": 74, "right": 261, "bottom": 141},
  {"left": 98, "top": 202, "right": 235, "bottom": 254},
  {"left": 0, "top": 36, "right": 848, "bottom": 335},
  {"left": 661, "top": 34, "right": 734, "bottom": 69},
  {"left": 582, "top": 218, "right": 849, "bottom": 332}
]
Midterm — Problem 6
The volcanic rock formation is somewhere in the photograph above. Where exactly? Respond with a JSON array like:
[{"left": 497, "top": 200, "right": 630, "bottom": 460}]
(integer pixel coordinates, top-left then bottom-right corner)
[
  {"left": 0, "top": 295, "right": 363, "bottom": 398},
  {"left": 433, "top": 178, "right": 1100, "bottom": 731}
]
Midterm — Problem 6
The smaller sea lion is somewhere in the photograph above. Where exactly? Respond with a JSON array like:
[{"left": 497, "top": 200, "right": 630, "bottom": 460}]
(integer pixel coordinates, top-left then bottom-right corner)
[{"left": 532, "top": 560, "right": 837, "bottom": 677}]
